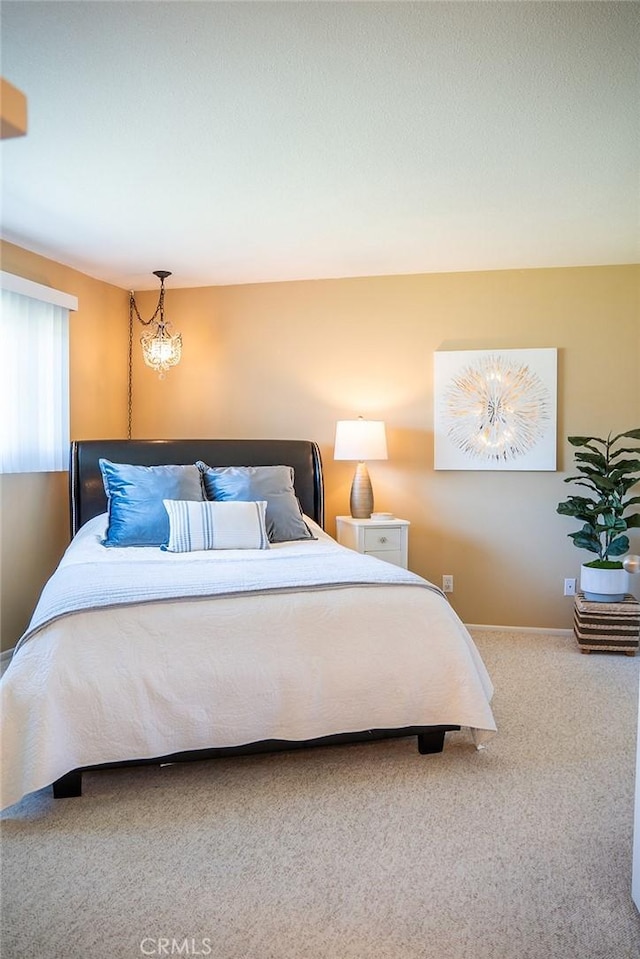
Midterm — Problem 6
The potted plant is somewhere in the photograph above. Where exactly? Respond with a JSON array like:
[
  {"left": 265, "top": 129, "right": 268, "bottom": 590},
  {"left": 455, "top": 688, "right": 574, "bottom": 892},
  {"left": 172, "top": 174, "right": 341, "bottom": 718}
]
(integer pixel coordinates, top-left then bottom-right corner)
[{"left": 557, "top": 428, "right": 640, "bottom": 601}]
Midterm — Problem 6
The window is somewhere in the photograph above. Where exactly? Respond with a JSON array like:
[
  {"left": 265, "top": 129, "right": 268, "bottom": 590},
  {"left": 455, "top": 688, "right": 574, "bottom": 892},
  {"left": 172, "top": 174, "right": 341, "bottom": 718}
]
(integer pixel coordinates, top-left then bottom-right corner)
[{"left": 0, "top": 272, "right": 77, "bottom": 473}]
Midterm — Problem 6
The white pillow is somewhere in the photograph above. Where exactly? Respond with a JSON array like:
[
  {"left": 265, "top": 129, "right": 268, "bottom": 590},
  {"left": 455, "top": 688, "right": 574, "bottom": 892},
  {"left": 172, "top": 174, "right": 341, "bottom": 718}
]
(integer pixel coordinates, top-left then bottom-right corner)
[{"left": 163, "top": 499, "right": 269, "bottom": 552}]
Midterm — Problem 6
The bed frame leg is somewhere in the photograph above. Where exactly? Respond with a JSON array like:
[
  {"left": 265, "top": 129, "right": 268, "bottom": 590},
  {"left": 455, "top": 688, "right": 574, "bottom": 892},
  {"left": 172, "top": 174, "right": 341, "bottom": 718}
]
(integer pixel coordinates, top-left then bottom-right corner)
[
  {"left": 417, "top": 730, "right": 446, "bottom": 755},
  {"left": 52, "top": 770, "right": 82, "bottom": 798}
]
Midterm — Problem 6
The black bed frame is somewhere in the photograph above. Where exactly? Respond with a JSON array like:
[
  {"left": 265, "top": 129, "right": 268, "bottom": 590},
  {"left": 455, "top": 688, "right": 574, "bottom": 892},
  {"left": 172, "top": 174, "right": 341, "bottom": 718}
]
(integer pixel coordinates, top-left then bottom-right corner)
[{"left": 53, "top": 438, "right": 458, "bottom": 798}]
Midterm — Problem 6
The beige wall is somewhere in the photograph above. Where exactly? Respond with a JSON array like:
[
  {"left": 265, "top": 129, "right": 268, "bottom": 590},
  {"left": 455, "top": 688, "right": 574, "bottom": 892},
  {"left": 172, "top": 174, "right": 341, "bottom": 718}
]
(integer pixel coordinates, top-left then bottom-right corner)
[
  {"left": 131, "top": 265, "right": 640, "bottom": 630},
  {"left": 1, "top": 248, "right": 639, "bottom": 650},
  {"left": 1, "top": 241, "right": 128, "bottom": 650}
]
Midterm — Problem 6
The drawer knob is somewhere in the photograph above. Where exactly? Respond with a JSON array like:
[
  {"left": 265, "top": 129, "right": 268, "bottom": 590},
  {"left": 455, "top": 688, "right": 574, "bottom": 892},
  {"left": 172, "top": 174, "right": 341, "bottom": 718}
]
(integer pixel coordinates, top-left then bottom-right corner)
[{"left": 379, "top": 535, "right": 387, "bottom": 543}]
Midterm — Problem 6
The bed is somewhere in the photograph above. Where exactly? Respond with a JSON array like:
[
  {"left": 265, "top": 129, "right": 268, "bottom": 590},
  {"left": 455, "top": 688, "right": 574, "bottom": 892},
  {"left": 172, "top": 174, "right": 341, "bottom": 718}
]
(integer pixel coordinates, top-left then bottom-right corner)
[{"left": 0, "top": 439, "right": 496, "bottom": 810}]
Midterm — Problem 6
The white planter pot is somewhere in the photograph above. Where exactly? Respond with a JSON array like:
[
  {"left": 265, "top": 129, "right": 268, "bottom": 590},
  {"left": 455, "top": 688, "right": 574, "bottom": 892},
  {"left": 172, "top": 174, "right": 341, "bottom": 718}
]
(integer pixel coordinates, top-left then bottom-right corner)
[{"left": 580, "top": 563, "right": 630, "bottom": 603}]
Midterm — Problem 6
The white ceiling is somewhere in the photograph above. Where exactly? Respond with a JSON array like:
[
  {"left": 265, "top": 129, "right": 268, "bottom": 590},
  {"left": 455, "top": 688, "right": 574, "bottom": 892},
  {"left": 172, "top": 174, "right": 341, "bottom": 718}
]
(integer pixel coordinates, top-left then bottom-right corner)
[{"left": 1, "top": 1, "right": 638, "bottom": 291}]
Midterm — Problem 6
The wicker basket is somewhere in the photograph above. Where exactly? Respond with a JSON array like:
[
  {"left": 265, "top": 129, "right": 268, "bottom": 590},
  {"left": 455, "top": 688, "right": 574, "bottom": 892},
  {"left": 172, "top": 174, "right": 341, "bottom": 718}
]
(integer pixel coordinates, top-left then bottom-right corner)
[{"left": 573, "top": 592, "right": 640, "bottom": 655}]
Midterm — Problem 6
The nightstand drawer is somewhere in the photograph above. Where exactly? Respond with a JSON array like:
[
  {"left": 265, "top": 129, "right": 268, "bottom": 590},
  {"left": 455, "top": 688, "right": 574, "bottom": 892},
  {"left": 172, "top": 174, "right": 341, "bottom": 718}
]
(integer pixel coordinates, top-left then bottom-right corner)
[
  {"left": 363, "top": 527, "right": 402, "bottom": 551},
  {"left": 366, "top": 548, "right": 404, "bottom": 567}
]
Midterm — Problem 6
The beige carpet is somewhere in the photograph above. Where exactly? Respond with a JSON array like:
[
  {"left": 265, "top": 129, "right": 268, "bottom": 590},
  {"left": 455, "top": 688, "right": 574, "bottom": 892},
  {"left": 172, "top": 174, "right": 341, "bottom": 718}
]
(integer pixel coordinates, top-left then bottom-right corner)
[{"left": 2, "top": 629, "right": 640, "bottom": 959}]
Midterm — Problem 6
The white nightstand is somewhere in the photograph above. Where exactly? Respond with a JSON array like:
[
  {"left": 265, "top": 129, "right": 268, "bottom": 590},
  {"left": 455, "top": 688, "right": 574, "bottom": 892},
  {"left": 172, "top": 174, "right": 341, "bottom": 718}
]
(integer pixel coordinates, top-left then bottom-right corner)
[{"left": 335, "top": 516, "right": 409, "bottom": 569}]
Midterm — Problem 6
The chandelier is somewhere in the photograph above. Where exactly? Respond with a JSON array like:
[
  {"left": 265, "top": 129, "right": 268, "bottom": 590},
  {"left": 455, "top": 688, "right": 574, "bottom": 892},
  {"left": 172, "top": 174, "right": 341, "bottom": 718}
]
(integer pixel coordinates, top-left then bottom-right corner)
[{"left": 129, "top": 270, "right": 182, "bottom": 375}]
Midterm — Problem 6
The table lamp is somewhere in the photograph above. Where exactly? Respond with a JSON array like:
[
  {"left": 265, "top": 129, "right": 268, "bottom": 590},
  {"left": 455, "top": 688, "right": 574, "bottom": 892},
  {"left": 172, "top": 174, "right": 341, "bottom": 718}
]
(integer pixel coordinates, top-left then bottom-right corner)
[{"left": 334, "top": 418, "right": 388, "bottom": 518}]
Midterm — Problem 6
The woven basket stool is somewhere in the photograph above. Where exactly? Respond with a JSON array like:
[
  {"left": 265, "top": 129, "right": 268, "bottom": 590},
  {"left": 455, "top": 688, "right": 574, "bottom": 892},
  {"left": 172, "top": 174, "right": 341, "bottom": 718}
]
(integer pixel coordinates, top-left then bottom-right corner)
[{"left": 573, "top": 592, "right": 640, "bottom": 656}]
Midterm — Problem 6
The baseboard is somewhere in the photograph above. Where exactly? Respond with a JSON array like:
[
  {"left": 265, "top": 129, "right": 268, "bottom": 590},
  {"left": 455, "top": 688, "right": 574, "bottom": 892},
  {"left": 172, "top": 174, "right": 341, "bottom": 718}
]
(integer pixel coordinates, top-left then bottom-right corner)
[{"left": 465, "top": 623, "right": 573, "bottom": 637}]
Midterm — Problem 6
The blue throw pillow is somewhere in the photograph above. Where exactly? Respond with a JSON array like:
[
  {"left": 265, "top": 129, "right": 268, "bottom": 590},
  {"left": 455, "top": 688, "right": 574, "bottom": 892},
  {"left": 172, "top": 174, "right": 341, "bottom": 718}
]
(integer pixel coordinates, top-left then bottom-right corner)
[
  {"left": 196, "top": 463, "right": 315, "bottom": 543},
  {"left": 99, "top": 459, "right": 204, "bottom": 547}
]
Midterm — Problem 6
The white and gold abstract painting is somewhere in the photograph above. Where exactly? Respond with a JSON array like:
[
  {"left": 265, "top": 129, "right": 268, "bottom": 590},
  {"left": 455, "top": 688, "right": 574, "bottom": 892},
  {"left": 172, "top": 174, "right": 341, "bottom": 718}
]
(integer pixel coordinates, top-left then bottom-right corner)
[{"left": 434, "top": 348, "right": 557, "bottom": 470}]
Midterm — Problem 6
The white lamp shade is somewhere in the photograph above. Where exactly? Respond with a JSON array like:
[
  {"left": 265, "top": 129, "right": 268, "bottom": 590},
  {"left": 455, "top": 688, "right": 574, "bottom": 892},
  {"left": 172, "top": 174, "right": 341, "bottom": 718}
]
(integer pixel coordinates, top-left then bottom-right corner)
[{"left": 334, "top": 420, "right": 388, "bottom": 461}]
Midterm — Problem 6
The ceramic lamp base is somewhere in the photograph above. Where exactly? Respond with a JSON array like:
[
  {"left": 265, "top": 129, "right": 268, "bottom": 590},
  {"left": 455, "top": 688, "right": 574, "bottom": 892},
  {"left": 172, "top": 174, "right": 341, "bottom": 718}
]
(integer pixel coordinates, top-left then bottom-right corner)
[{"left": 350, "top": 462, "right": 374, "bottom": 518}]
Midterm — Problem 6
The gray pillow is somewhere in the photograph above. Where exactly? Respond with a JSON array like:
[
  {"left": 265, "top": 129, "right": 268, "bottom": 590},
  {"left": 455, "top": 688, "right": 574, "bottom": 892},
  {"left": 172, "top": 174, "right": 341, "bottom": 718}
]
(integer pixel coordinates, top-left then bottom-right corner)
[
  {"left": 99, "top": 459, "right": 204, "bottom": 547},
  {"left": 196, "top": 462, "right": 315, "bottom": 543}
]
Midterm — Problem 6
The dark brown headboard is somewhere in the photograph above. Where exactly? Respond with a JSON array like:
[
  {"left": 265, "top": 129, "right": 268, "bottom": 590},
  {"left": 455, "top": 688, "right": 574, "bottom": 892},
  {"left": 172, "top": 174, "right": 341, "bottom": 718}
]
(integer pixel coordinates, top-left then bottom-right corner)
[{"left": 70, "top": 439, "right": 324, "bottom": 537}]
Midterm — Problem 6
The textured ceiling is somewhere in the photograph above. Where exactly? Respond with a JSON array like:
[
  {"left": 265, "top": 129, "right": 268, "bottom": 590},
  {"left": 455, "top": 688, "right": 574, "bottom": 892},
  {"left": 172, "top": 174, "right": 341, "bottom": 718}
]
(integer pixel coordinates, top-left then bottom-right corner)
[{"left": 1, "top": 1, "right": 638, "bottom": 291}]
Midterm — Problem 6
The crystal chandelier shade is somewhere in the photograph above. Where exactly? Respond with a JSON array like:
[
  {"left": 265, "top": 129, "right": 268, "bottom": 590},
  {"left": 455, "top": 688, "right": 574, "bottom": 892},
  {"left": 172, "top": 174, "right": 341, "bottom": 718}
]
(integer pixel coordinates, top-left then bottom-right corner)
[{"left": 140, "top": 324, "right": 182, "bottom": 373}]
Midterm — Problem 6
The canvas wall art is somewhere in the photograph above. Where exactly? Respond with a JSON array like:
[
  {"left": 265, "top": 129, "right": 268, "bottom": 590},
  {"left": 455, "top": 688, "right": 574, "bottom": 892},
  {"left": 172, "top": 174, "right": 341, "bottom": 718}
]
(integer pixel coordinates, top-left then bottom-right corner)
[{"left": 434, "top": 348, "right": 557, "bottom": 470}]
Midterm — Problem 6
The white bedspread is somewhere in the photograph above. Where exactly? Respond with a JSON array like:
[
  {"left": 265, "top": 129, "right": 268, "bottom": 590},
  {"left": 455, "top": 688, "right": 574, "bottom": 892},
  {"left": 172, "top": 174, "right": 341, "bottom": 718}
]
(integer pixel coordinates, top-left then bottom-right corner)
[
  {"left": 1, "top": 516, "right": 496, "bottom": 809},
  {"left": 18, "top": 517, "right": 441, "bottom": 648}
]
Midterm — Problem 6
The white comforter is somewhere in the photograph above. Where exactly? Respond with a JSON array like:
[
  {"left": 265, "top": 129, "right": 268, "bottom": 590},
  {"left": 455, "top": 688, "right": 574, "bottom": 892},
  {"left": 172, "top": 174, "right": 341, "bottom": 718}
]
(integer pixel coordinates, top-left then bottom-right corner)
[{"left": 1, "top": 516, "right": 496, "bottom": 809}]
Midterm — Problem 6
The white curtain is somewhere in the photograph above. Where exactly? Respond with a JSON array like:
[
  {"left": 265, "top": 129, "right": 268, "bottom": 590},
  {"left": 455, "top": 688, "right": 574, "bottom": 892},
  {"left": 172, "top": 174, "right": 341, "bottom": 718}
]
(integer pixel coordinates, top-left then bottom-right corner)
[{"left": 1, "top": 287, "right": 70, "bottom": 473}]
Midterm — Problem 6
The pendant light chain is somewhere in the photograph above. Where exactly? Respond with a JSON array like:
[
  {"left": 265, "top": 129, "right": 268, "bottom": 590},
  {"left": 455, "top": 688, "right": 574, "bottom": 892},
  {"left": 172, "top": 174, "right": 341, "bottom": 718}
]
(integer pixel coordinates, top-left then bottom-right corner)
[
  {"left": 130, "top": 284, "right": 164, "bottom": 327},
  {"left": 127, "top": 295, "right": 134, "bottom": 439}
]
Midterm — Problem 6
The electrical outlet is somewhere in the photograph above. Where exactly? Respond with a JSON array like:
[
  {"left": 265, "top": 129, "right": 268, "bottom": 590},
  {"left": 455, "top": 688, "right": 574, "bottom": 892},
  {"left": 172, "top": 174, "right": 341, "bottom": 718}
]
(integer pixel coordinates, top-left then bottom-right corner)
[
  {"left": 564, "top": 578, "right": 577, "bottom": 596},
  {"left": 442, "top": 574, "right": 454, "bottom": 593}
]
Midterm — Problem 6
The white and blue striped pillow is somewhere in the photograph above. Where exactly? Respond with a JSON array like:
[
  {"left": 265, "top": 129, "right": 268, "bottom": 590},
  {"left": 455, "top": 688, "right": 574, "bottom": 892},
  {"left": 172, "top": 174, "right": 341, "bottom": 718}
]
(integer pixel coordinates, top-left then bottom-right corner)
[{"left": 162, "top": 500, "right": 269, "bottom": 552}]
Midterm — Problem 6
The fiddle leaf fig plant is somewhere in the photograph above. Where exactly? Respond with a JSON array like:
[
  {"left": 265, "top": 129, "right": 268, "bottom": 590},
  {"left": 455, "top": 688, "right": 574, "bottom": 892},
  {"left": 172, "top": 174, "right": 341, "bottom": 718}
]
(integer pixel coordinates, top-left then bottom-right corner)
[{"left": 557, "top": 428, "right": 640, "bottom": 567}]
